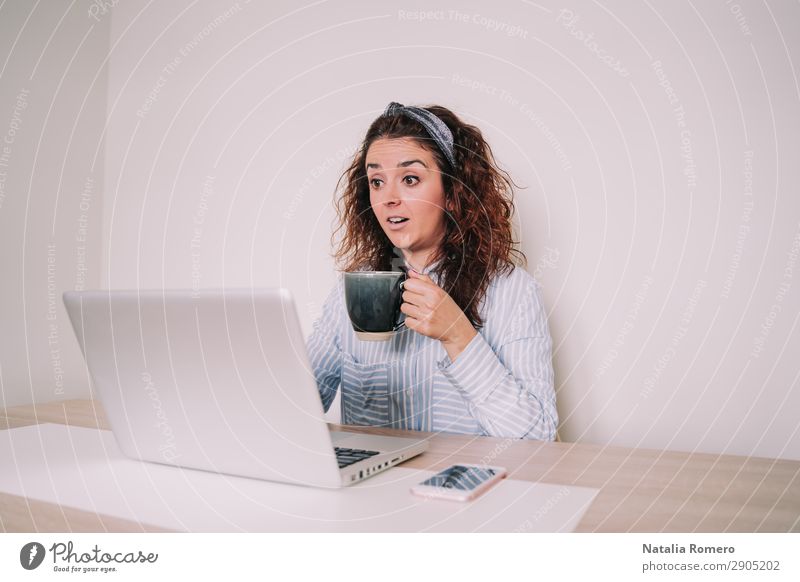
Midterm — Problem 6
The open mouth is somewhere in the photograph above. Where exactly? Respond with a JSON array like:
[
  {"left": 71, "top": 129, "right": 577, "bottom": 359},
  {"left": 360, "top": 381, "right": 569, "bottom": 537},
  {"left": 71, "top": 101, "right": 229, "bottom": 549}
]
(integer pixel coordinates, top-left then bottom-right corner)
[{"left": 386, "top": 217, "right": 410, "bottom": 230}]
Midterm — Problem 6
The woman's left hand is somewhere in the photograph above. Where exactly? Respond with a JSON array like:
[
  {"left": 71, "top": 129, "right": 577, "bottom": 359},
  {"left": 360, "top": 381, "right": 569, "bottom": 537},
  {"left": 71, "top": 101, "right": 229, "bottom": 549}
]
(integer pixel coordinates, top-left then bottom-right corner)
[{"left": 400, "top": 269, "right": 477, "bottom": 354}]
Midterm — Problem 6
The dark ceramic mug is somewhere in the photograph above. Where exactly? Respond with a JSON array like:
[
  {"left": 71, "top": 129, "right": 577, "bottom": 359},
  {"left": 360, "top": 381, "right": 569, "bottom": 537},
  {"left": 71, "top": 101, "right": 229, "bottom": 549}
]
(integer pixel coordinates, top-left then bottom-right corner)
[{"left": 343, "top": 271, "right": 407, "bottom": 341}]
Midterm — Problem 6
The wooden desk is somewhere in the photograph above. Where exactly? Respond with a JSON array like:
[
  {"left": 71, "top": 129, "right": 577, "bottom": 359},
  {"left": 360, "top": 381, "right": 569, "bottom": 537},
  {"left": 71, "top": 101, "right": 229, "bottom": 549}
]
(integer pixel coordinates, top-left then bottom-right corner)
[{"left": 1, "top": 399, "right": 798, "bottom": 532}]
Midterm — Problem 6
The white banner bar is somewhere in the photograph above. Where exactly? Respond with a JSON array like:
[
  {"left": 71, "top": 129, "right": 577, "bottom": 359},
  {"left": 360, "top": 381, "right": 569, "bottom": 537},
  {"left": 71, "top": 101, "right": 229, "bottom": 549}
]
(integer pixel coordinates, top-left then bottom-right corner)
[{"left": 1, "top": 533, "right": 798, "bottom": 581}]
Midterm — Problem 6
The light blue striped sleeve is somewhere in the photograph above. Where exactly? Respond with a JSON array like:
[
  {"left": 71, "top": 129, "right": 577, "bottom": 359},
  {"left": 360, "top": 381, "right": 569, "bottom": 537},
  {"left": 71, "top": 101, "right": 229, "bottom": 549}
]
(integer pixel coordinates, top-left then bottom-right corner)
[
  {"left": 435, "top": 276, "right": 557, "bottom": 441},
  {"left": 306, "top": 275, "right": 345, "bottom": 413}
]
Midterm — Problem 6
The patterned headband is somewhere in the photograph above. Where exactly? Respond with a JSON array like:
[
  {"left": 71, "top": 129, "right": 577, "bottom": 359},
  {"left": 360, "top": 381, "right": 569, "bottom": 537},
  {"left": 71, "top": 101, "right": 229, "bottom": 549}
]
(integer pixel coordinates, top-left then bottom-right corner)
[{"left": 381, "top": 102, "right": 457, "bottom": 170}]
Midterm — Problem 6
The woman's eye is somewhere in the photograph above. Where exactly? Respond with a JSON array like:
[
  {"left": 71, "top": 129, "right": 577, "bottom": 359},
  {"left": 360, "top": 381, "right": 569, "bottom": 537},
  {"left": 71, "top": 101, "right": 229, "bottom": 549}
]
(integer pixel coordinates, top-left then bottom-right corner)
[
  {"left": 369, "top": 178, "right": 383, "bottom": 188},
  {"left": 403, "top": 175, "right": 419, "bottom": 186}
]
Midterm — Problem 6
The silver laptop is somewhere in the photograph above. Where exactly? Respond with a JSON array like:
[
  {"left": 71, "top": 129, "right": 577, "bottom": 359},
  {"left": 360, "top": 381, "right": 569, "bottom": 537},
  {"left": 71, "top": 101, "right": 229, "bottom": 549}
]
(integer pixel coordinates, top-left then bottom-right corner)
[{"left": 62, "top": 288, "right": 428, "bottom": 488}]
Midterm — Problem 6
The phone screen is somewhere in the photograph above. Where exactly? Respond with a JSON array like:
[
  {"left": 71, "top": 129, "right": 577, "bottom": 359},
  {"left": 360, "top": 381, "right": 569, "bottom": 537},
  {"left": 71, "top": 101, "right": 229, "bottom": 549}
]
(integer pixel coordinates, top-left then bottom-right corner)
[{"left": 420, "top": 465, "right": 499, "bottom": 491}]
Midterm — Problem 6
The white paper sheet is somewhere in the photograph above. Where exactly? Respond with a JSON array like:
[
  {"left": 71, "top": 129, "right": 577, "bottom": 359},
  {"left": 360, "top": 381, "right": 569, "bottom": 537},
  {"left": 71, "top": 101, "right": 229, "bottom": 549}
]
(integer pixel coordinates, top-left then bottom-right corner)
[{"left": 0, "top": 423, "right": 598, "bottom": 532}]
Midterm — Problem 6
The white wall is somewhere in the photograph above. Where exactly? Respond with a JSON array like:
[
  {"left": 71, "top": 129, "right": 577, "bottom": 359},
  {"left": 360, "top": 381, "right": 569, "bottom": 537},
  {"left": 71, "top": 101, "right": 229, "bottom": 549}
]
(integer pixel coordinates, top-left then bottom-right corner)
[
  {"left": 0, "top": 1, "right": 108, "bottom": 407},
  {"left": 3, "top": 1, "right": 799, "bottom": 460}
]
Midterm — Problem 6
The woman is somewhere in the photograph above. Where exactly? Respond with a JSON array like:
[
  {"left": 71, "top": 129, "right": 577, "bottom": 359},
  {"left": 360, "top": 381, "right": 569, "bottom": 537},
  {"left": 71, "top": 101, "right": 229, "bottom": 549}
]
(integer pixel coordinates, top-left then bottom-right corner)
[{"left": 306, "top": 102, "right": 557, "bottom": 440}]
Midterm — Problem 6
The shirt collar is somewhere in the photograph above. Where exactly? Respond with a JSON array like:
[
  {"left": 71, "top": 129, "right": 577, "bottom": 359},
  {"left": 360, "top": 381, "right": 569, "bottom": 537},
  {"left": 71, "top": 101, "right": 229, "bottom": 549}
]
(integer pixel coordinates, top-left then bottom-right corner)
[{"left": 404, "top": 256, "right": 444, "bottom": 277}]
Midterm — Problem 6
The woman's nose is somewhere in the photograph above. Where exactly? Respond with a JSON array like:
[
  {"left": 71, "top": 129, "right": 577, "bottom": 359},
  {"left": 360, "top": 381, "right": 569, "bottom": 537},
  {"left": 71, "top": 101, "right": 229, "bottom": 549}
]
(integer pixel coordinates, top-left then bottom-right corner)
[{"left": 376, "top": 182, "right": 400, "bottom": 204}]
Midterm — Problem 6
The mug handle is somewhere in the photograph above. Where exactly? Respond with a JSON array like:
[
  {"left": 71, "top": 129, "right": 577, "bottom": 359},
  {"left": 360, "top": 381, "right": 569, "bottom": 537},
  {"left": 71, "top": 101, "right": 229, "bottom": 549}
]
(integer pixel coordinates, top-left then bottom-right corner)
[{"left": 393, "top": 274, "right": 407, "bottom": 331}]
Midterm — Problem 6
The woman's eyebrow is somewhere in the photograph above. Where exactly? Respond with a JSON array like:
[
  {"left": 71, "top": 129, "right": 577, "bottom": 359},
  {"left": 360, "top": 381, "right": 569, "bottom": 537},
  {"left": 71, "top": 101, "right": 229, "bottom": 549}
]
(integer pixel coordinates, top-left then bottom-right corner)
[{"left": 366, "top": 159, "right": 428, "bottom": 170}]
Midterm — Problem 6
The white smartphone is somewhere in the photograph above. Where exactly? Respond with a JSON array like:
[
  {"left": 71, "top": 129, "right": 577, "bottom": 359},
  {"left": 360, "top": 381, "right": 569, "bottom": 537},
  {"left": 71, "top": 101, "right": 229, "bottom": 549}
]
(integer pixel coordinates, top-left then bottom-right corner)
[{"left": 410, "top": 464, "right": 507, "bottom": 502}]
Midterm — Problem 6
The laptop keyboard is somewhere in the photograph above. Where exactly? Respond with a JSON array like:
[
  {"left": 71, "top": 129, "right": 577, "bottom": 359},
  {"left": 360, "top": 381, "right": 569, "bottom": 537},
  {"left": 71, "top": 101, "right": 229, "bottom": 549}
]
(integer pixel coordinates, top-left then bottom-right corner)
[{"left": 334, "top": 447, "right": 380, "bottom": 469}]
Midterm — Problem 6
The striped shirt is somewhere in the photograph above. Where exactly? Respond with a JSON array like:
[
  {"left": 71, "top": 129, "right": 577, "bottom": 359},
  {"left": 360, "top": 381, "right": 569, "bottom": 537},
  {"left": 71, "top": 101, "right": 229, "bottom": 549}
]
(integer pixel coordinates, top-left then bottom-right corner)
[{"left": 306, "top": 261, "right": 557, "bottom": 440}]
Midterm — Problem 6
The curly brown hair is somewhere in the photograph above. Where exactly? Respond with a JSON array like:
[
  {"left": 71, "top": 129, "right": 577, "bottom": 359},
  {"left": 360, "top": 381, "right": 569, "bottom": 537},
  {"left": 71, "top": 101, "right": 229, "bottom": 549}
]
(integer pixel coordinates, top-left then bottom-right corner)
[{"left": 330, "top": 104, "right": 526, "bottom": 330}]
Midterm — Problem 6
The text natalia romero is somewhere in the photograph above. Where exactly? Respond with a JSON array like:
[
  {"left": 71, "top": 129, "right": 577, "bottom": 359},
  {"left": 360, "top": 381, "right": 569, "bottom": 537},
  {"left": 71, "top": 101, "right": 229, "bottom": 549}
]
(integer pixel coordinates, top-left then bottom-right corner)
[{"left": 643, "top": 544, "right": 735, "bottom": 554}]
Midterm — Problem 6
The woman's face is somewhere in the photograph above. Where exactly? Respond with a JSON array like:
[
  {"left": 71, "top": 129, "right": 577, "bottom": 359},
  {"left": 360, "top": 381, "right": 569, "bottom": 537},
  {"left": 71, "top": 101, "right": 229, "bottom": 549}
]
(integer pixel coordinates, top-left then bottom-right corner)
[{"left": 366, "top": 137, "right": 449, "bottom": 267}]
